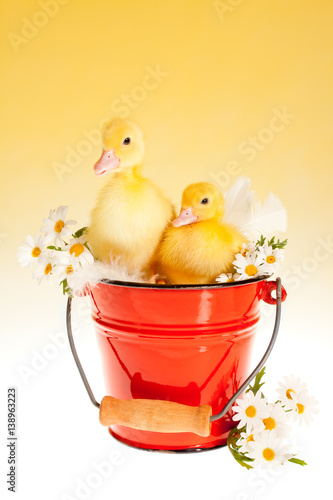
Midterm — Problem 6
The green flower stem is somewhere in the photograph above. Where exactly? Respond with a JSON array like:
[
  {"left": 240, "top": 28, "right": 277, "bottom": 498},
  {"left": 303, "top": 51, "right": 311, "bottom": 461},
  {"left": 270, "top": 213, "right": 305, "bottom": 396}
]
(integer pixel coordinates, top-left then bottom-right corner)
[{"left": 227, "top": 426, "right": 254, "bottom": 469}]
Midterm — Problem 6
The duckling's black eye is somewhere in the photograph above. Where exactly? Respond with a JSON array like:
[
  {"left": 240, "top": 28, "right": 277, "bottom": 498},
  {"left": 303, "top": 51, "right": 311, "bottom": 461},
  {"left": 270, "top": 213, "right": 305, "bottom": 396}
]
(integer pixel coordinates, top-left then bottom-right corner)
[
  {"left": 201, "top": 198, "right": 209, "bottom": 204},
  {"left": 122, "top": 137, "right": 131, "bottom": 145}
]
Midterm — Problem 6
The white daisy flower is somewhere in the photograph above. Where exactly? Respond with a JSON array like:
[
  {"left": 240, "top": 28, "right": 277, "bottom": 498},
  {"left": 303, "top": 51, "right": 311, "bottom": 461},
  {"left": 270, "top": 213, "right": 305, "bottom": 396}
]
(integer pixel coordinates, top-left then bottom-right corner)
[
  {"left": 63, "top": 235, "right": 94, "bottom": 267},
  {"left": 247, "top": 431, "right": 291, "bottom": 469},
  {"left": 32, "top": 253, "right": 57, "bottom": 285},
  {"left": 257, "top": 243, "right": 284, "bottom": 273},
  {"left": 240, "top": 241, "right": 257, "bottom": 257},
  {"left": 41, "top": 206, "right": 76, "bottom": 245},
  {"left": 233, "top": 253, "right": 269, "bottom": 281},
  {"left": 55, "top": 253, "right": 80, "bottom": 283},
  {"left": 277, "top": 375, "right": 308, "bottom": 410},
  {"left": 261, "top": 403, "right": 291, "bottom": 438},
  {"left": 290, "top": 391, "right": 319, "bottom": 426},
  {"left": 216, "top": 273, "right": 235, "bottom": 283},
  {"left": 17, "top": 233, "right": 46, "bottom": 268},
  {"left": 237, "top": 429, "right": 260, "bottom": 455},
  {"left": 232, "top": 391, "right": 269, "bottom": 432}
]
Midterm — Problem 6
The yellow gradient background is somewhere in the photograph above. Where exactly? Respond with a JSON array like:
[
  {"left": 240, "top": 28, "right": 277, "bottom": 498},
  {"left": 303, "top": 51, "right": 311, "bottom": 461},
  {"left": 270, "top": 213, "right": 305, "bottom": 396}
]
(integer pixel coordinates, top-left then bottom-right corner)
[
  {"left": 1, "top": 0, "right": 333, "bottom": 345},
  {"left": 1, "top": 3, "right": 333, "bottom": 497}
]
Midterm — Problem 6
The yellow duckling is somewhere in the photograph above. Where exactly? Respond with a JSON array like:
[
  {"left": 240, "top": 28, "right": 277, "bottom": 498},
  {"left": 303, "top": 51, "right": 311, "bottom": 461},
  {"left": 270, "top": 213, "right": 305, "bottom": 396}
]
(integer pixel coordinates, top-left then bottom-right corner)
[
  {"left": 155, "top": 182, "right": 248, "bottom": 284},
  {"left": 87, "top": 118, "right": 174, "bottom": 273}
]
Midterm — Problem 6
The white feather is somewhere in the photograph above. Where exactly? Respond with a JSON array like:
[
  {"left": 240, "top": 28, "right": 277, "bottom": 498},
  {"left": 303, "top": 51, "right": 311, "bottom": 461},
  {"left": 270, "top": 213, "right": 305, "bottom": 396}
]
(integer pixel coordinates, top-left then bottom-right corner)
[
  {"left": 242, "top": 192, "right": 287, "bottom": 240},
  {"left": 223, "top": 177, "right": 287, "bottom": 240},
  {"left": 67, "top": 258, "right": 148, "bottom": 295},
  {"left": 223, "top": 176, "right": 255, "bottom": 228}
]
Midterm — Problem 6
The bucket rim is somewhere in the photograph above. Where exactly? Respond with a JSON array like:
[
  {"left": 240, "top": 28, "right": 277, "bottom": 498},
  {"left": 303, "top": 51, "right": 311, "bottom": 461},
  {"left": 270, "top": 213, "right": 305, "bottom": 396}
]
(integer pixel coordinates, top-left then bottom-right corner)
[{"left": 96, "top": 274, "right": 273, "bottom": 290}]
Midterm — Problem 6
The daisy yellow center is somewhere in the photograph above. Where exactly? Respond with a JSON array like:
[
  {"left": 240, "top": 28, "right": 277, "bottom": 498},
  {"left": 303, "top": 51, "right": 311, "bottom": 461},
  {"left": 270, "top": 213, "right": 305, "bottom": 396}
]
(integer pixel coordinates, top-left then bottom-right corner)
[
  {"left": 266, "top": 255, "right": 276, "bottom": 264},
  {"left": 227, "top": 278, "right": 234, "bottom": 283},
  {"left": 245, "top": 265, "right": 258, "bottom": 277},
  {"left": 70, "top": 243, "right": 84, "bottom": 257},
  {"left": 286, "top": 388, "right": 296, "bottom": 400},
  {"left": 54, "top": 220, "right": 65, "bottom": 233},
  {"left": 44, "top": 263, "right": 52, "bottom": 275},
  {"left": 31, "top": 246, "right": 41, "bottom": 258},
  {"left": 241, "top": 250, "right": 248, "bottom": 257},
  {"left": 66, "top": 265, "right": 74, "bottom": 275},
  {"left": 262, "top": 448, "right": 275, "bottom": 461},
  {"left": 263, "top": 417, "right": 276, "bottom": 431},
  {"left": 245, "top": 405, "right": 257, "bottom": 418},
  {"left": 297, "top": 403, "right": 305, "bottom": 414},
  {"left": 247, "top": 434, "right": 255, "bottom": 443}
]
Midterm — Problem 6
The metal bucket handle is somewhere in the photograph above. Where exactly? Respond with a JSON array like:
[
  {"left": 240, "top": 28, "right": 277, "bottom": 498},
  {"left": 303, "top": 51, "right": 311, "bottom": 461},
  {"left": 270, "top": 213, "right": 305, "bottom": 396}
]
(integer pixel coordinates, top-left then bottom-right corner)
[{"left": 66, "top": 278, "right": 285, "bottom": 437}]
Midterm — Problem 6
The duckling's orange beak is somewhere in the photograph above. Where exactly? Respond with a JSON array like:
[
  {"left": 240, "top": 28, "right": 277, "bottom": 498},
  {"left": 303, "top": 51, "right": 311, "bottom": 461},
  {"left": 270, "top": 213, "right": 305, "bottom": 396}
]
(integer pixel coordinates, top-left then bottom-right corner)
[
  {"left": 172, "top": 208, "right": 198, "bottom": 227},
  {"left": 94, "top": 149, "right": 120, "bottom": 176}
]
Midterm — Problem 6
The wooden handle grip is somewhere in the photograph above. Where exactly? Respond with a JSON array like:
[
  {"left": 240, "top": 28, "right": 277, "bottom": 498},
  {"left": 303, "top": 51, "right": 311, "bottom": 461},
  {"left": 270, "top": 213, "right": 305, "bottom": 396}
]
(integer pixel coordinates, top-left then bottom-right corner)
[{"left": 99, "top": 396, "right": 212, "bottom": 437}]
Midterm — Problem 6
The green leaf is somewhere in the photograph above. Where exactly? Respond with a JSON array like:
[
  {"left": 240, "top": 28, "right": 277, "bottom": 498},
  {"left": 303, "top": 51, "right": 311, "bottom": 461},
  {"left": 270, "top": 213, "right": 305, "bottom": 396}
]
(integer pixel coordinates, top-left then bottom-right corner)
[
  {"left": 266, "top": 236, "right": 288, "bottom": 250},
  {"left": 256, "top": 235, "right": 266, "bottom": 248},
  {"left": 288, "top": 457, "right": 307, "bottom": 466},
  {"left": 273, "top": 238, "right": 288, "bottom": 249},
  {"left": 256, "top": 235, "right": 288, "bottom": 250},
  {"left": 47, "top": 245, "right": 63, "bottom": 251},
  {"left": 59, "top": 279, "right": 67, "bottom": 295},
  {"left": 246, "top": 366, "right": 266, "bottom": 396},
  {"left": 72, "top": 226, "right": 88, "bottom": 239},
  {"left": 59, "top": 278, "right": 73, "bottom": 298},
  {"left": 273, "top": 238, "right": 287, "bottom": 249},
  {"left": 267, "top": 236, "right": 274, "bottom": 246}
]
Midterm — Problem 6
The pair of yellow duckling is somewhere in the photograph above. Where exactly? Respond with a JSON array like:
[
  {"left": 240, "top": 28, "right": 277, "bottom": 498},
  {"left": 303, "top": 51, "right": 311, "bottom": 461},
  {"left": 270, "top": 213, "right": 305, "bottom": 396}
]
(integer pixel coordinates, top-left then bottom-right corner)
[{"left": 88, "top": 118, "right": 247, "bottom": 285}]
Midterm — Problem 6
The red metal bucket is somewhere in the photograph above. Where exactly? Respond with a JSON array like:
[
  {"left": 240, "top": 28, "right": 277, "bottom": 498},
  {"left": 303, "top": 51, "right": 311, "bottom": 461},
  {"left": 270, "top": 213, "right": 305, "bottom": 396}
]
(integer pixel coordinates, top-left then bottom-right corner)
[{"left": 81, "top": 277, "right": 286, "bottom": 451}]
